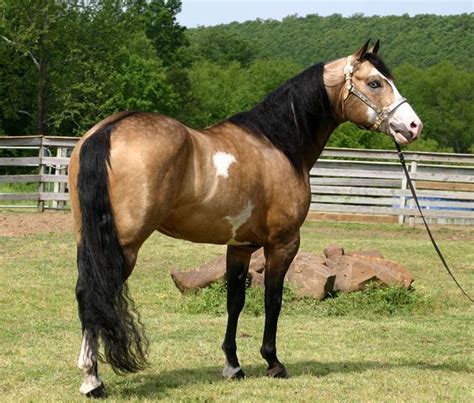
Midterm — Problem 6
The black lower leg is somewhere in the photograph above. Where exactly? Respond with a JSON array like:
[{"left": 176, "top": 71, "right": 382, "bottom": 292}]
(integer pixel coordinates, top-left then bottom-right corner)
[
  {"left": 260, "top": 237, "right": 299, "bottom": 378},
  {"left": 222, "top": 246, "right": 254, "bottom": 376},
  {"left": 261, "top": 280, "right": 288, "bottom": 377}
]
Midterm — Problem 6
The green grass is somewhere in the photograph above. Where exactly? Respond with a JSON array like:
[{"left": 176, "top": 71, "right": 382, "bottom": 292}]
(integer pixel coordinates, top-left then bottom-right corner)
[
  {"left": 0, "top": 182, "right": 38, "bottom": 208},
  {"left": 0, "top": 218, "right": 473, "bottom": 401},
  {"left": 181, "top": 281, "right": 433, "bottom": 318}
]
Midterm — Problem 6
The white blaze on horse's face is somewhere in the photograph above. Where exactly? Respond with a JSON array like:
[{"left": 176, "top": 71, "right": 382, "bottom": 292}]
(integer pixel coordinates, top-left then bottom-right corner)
[
  {"left": 368, "top": 67, "right": 423, "bottom": 144},
  {"left": 213, "top": 151, "right": 236, "bottom": 178}
]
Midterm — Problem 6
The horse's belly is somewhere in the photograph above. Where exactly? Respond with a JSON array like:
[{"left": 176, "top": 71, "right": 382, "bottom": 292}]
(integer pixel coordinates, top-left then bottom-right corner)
[{"left": 157, "top": 202, "right": 257, "bottom": 245}]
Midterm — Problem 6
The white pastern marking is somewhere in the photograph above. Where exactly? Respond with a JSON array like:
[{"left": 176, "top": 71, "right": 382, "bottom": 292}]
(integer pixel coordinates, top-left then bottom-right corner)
[
  {"left": 225, "top": 201, "right": 253, "bottom": 238},
  {"left": 77, "top": 331, "right": 92, "bottom": 370},
  {"left": 222, "top": 363, "right": 242, "bottom": 378},
  {"left": 78, "top": 330, "right": 102, "bottom": 395},
  {"left": 79, "top": 374, "right": 103, "bottom": 395},
  {"left": 213, "top": 152, "right": 236, "bottom": 178}
]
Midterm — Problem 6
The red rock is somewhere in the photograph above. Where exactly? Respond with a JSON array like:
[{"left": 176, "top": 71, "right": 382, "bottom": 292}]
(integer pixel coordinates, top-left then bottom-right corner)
[
  {"left": 171, "top": 255, "right": 226, "bottom": 293},
  {"left": 346, "top": 250, "right": 385, "bottom": 259},
  {"left": 286, "top": 266, "right": 335, "bottom": 299},
  {"left": 249, "top": 249, "right": 265, "bottom": 273},
  {"left": 323, "top": 258, "right": 337, "bottom": 270},
  {"left": 249, "top": 270, "right": 264, "bottom": 287},
  {"left": 332, "top": 255, "right": 413, "bottom": 293},
  {"left": 323, "top": 244, "right": 344, "bottom": 259},
  {"left": 353, "top": 256, "right": 413, "bottom": 288},
  {"left": 171, "top": 246, "right": 413, "bottom": 298}
]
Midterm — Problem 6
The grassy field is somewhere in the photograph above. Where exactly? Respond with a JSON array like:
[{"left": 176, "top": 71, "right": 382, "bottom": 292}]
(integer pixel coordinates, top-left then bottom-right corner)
[{"left": 0, "top": 217, "right": 473, "bottom": 401}]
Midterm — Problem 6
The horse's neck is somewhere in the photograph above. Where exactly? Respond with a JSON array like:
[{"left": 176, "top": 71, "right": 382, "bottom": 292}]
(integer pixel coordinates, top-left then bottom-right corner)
[{"left": 302, "top": 122, "right": 338, "bottom": 171}]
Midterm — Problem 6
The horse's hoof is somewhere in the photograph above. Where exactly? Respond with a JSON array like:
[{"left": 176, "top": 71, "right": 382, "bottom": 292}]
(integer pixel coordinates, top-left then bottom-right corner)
[
  {"left": 267, "top": 365, "right": 288, "bottom": 378},
  {"left": 231, "top": 369, "right": 246, "bottom": 379},
  {"left": 85, "top": 383, "right": 106, "bottom": 399},
  {"left": 222, "top": 365, "right": 246, "bottom": 380}
]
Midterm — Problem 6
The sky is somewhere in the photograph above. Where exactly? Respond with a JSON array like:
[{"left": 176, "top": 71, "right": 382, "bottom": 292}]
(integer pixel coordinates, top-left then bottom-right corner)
[{"left": 177, "top": 0, "right": 473, "bottom": 28}]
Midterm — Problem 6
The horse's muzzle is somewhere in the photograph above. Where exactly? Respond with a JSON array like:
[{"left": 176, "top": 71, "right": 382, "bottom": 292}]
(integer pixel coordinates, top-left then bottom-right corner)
[{"left": 388, "top": 103, "right": 423, "bottom": 144}]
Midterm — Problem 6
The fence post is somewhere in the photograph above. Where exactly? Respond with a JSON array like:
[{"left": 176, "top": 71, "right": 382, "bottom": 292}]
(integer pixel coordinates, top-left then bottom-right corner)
[
  {"left": 37, "top": 136, "right": 46, "bottom": 212},
  {"left": 408, "top": 161, "right": 418, "bottom": 227},
  {"left": 52, "top": 146, "right": 67, "bottom": 209},
  {"left": 398, "top": 171, "right": 407, "bottom": 225}
]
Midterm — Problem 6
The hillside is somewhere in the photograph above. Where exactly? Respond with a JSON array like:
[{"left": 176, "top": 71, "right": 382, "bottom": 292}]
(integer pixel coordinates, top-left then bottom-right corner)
[{"left": 189, "top": 13, "right": 473, "bottom": 70}]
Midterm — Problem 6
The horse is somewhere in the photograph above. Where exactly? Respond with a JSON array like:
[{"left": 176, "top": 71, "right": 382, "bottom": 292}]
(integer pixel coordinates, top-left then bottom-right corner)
[{"left": 68, "top": 40, "right": 422, "bottom": 396}]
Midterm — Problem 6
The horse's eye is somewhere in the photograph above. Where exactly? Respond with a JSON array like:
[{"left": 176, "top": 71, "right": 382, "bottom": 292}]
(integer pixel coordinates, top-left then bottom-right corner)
[{"left": 368, "top": 80, "right": 381, "bottom": 89}]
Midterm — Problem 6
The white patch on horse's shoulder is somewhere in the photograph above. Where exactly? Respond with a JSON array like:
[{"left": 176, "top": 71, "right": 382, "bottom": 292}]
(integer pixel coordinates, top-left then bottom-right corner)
[
  {"left": 222, "top": 363, "right": 242, "bottom": 379},
  {"left": 225, "top": 201, "right": 253, "bottom": 238},
  {"left": 213, "top": 152, "right": 236, "bottom": 178}
]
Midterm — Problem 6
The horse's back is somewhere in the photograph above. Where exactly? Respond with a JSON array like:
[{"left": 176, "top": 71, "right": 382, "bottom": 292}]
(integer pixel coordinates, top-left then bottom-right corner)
[
  {"left": 70, "top": 111, "right": 310, "bottom": 249},
  {"left": 70, "top": 112, "right": 192, "bottom": 248}
]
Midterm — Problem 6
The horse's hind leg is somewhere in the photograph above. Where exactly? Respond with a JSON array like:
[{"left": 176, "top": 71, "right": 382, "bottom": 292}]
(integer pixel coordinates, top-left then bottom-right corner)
[
  {"left": 222, "top": 245, "right": 257, "bottom": 379},
  {"left": 75, "top": 241, "right": 142, "bottom": 397},
  {"left": 77, "top": 328, "right": 104, "bottom": 397},
  {"left": 260, "top": 234, "right": 300, "bottom": 378}
]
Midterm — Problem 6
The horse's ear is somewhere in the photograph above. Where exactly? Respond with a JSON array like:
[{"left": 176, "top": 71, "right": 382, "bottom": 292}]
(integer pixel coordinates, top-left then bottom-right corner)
[
  {"left": 353, "top": 40, "right": 371, "bottom": 60},
  {"left": 368, "top": 39, "right": 380, "bottom": 54}
]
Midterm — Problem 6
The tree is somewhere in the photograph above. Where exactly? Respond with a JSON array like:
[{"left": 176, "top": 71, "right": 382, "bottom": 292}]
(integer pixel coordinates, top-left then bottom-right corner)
[
  {"left": 129, "top": 0, "right": 187, "bottom": 66},
  {"left": 185, "top": 58, "right": 301, "bottom": 129},
  {"left": 0, "top": 0, "right": 70, "bottom": 134},
  {"left": 189, "top": 29, "right": 257, "bottom": 67},
  {"left": 0, "top": 0, "right": 188, "bottom": 136},
  {"left": 395, "top": 62, "right": 473, "bottom": 153}
]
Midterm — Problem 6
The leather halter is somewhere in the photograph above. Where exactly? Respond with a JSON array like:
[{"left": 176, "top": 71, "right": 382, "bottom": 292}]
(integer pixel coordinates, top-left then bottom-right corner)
[{"left": 342, "top": 56, "right": 407, "bottom": 131}]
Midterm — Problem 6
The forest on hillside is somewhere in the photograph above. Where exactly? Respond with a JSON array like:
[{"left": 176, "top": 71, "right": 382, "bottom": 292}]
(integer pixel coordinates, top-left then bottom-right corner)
[{"left": 0, "top": 1, "right": 472, "bottom": 153}]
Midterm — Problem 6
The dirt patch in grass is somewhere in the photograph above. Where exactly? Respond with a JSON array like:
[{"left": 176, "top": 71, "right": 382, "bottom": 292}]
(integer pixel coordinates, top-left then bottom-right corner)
[{"left": 0, "top": 211, "right": 74, "bottom": 237}]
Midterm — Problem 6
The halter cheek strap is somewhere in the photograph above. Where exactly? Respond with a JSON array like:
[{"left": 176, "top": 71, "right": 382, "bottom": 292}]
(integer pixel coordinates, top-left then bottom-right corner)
[{"left": 343, "top": 56, "right": 407, "bottom": 131}]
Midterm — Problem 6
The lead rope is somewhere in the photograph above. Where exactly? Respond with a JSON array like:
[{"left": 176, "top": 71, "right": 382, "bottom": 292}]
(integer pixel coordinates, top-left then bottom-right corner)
[{"left": 395, "top": 141, "right": 473, "bottom": 303}]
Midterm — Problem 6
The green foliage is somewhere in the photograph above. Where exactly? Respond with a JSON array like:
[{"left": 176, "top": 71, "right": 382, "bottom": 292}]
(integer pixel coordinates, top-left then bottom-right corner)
[
  {"left": 296, "top": 284, "right": 432, "bottom": 317},
  {"left": 0, "top": 5, "right": 471, "bottom": 153},
  {"left": 180, "top": 280, "right": 430, "bottom": 318},
  {"left": 395, "top": 62, "right": 473, "bottom": 153},
  {"left": 185, "top": 58, "right": 301, "bottom": 128},
  {"left": 187, "top": 29, "right": 257, "bottom": 67},
  {"left": 189, "top": 15, "right": 472, "bottom": 153},
  {"left": 180, "top": 282, "right": 227, "bottom": 316},
  {"left": 195, "top": 13, "right": 473, "bottom": 70},
  {"left": 0, "top": 0, "right": 186, "bottom": 136}
]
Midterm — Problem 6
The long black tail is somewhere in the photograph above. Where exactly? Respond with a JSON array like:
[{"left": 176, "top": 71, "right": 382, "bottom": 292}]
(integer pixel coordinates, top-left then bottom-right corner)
[{"left": 75, "top": 113, "right": 149, "bottom": 373}]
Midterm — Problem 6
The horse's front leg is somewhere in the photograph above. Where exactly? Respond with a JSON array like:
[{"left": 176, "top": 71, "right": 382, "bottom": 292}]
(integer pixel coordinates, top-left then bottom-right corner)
[
  {"left": 222, "top": 245, "right": 257, "bottom": 379},
  {"left": 261, "top": 234, "right": 300, "bottom": 378}
]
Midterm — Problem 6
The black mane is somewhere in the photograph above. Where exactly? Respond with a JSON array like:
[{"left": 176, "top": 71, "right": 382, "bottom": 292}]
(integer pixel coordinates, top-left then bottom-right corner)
[
  {"left": 228, "top": 62, "right": 335, "bottom": 172},
  {"left": 363, "top": 52, "right": 394, "bottom": 80}
]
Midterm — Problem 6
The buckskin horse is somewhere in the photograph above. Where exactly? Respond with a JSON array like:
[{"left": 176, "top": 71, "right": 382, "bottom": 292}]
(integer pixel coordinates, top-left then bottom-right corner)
[{"left": 69, "top": 40, "right": 422, "bottom": 396}]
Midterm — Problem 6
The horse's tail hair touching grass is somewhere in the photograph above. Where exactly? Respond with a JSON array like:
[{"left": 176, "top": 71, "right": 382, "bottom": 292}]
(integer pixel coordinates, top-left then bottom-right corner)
[{"left": 75, "top": 112, "right": 149, "bottom": 373}]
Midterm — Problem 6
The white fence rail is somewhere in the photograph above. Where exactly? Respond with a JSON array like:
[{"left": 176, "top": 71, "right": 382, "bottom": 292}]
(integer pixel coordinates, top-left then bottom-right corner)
[
  {"left": 312, "top": 149, "right": 474, "bottom": 225},
  {"left": 1, "top": 136, "right": 474, "bottom": 225}
]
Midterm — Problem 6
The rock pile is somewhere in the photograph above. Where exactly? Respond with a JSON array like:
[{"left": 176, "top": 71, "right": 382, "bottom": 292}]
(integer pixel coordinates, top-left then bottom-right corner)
[{"left": 171, "top": 245, "right": 413, "bottom": 299}]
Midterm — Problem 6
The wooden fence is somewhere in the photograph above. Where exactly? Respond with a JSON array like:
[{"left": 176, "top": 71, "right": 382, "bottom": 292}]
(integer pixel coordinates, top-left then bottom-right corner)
[
  {"left": 0, "top": 136, "right": 75, "bottom": 211},
  {"left": 310, "top": 148, "right": 474, "bottom": 225},
  {"left": 1, "top": 136, "right": 473, "bottom": 225}
]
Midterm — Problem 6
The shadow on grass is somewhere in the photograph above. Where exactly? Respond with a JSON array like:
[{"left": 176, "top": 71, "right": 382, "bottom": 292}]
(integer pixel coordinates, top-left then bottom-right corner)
[{"left": 117, "top": 359, "right": 473, "bottom": 398}]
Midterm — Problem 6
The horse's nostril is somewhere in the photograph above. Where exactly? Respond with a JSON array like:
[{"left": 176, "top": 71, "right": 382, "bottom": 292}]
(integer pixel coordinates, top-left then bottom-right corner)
[{"left": 410, "top": 121, "right": 418, "bottom": 129}]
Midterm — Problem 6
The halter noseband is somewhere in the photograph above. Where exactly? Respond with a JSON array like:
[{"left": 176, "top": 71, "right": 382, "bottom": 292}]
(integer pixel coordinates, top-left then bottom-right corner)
[{"left": 343, "top": 56, "right": 407, "bottom": 131}]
